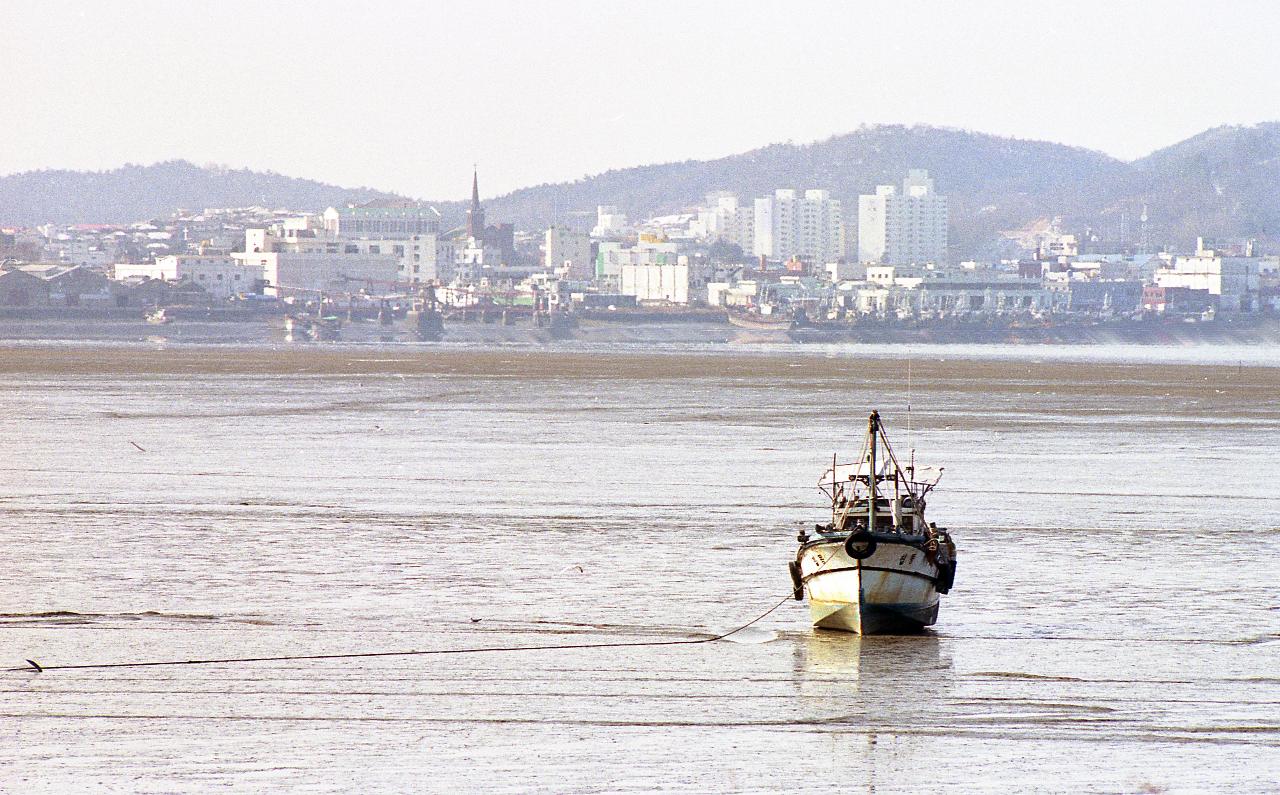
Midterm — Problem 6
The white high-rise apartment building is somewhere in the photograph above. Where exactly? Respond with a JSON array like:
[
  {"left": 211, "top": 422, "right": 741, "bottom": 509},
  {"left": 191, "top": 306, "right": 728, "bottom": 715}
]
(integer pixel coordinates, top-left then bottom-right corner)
[
  {"left": 752, "top": 189, "right": 844, "bottom": 263},
  {"left": 698, "top": 192, "right": 755, "bottom": 254},
  {"left": 857, "top": 169, "right": 948, "bottom": 265}
]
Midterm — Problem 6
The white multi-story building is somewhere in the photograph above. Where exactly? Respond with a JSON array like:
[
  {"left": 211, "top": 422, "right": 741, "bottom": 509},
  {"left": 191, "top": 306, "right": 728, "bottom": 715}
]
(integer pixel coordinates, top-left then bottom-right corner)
[
  {"left": 544, "top": 226, "right": 593, "bottom": 279},
  {"left": 232, "top": 250, "right": 400, "bottom": 296},
  {"left": 238, "top": 221, "right": 461, "bottom": 290},
  {"left": 697, "top": 193, "right": 755, "bottom": 253},
  {"left": 400, "top": 234, "right": 457, "bottom": 284},
  {"left": 595, "top": 237, "right": 679, "bottom": 280},
  {"left": 339, "top": 235, "right": 462, "bottom": 287},
  {"left": 114, "top": 255, "right": 263, "bottom": 299},
  {"left": 1153, "top": 243, "right": 1261, "bottom": 313},
  {"left": 857, "top": 169, "right": 948, "bottom": 266},
  {"left": 233, "top": 229, "right": 400, "bottom": 296},
  {"left": 620, "top": 262, "right": 690, "bottom": 304},
  {"left": 591, "top": 206, "right": 630, "bottom": 239},
  {"left": 49, "top": 236, "right": 115, "bottom": 268},
  {"left": 752, "top": 189, "right": 844, "bottom": 264}
]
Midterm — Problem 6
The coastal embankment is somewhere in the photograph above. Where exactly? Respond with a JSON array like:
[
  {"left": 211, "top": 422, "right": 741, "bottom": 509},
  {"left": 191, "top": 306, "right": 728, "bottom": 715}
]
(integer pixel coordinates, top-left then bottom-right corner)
[{"left": 2, "top": 309, "right": 1280, "bottom": 347}]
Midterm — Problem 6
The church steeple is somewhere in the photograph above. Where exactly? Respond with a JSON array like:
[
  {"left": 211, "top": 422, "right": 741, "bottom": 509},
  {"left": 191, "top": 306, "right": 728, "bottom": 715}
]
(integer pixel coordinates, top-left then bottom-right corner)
[{"left": 466, "top": 166, "right": 486, "bottom": 242}]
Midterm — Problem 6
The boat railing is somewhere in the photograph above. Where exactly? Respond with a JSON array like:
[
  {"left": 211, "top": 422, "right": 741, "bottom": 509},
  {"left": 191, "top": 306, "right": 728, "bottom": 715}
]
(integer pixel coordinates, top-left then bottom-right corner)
[
  {"left": 821, "top": 469, "right": 933, "bottom": 505},
  {"left": 818, "top": 413, "right": 944, "bottom": 530}
]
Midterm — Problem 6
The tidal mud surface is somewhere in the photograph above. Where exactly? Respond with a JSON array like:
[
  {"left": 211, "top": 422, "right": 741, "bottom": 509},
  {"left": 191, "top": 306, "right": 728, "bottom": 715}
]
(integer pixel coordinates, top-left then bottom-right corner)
[{"left": 3, "top": 344, "right": 1278, "bottom": 792}]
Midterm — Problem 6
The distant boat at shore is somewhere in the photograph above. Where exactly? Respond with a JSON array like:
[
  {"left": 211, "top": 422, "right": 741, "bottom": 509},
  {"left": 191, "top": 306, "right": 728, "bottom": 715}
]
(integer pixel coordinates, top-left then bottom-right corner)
[
  {"left": 790, "top": 411, "right": 957, "bottom": 634},
  {"left": 725, "top": 306, "right": 796, "bottom": 331},
  {"left": 407, "top": 306, "right": 445, "bottom": 341},
  {"left": 284, "top": 314, "right": 341, "bottom": 342}
]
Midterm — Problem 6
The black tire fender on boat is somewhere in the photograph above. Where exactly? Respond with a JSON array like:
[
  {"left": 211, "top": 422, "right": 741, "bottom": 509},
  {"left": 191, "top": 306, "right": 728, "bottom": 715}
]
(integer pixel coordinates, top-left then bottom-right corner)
[
  {"left": 843, "top": 530, "right": 876, "bottom": 560},
  {"left": 935, "top": 560, "right": 957, "bottom": 594},
  {"left": 788, "top": 560, "right": 804, "bottom": 600}
]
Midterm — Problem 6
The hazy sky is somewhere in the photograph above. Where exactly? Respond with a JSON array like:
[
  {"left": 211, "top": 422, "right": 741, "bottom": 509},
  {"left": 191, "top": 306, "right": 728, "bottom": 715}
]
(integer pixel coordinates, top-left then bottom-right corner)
[{"left": 4, "top": 0, "right": 1280, "bottom": 199}]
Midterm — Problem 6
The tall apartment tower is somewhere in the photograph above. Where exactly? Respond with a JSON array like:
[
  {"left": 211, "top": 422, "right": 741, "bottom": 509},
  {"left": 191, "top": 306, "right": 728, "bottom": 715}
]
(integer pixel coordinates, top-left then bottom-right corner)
[
  {"left": 752, "top": 189, "right": 844, "bottom": 263},
  {"left": 857, "top": 169, "right": 948, "bottom": 265}
]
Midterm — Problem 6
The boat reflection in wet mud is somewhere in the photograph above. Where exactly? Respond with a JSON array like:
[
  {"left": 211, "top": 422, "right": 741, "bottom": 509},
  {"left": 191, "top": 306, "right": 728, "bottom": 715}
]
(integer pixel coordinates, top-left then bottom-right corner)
[
  {"left": 794, "top": 630, "right": 948, "bottom": 685},
  {"left": 790, "top": 411, "right": 957, "bottom": 634}
]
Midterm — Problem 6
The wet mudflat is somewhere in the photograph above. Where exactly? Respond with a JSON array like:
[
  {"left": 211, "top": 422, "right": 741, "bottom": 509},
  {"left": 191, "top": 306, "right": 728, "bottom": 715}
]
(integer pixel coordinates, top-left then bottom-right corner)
[{"left": 3, "top": 343, "right": 1279, "bottom": 792}]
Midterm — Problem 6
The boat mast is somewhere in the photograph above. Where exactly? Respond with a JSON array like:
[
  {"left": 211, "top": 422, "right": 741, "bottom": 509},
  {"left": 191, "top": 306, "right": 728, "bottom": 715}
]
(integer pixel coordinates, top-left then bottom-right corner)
[
  {"left": 867, "top": 411, "right": 878, "bottom": 533},
  {"left": 831, "top": 451, "right": 838, "bottom": 525}
]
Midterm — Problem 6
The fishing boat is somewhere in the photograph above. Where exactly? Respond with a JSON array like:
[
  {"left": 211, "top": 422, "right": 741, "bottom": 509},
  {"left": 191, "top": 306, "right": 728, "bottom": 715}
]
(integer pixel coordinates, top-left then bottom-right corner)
[
  {"left": 406, "top": 284, "right": 446, "bottom": 341},
  {"left": 407, "top": 306, "right": 445, "bottom": 341},
  {"left": 789, "top": 411, "right": 957, "bottom": 634},
  {"left": 285, "top": 314, "right": 341, "bottom": 342},
  {"left": 544, "top": 308, "right": 578, "bottom": 339},
  {"left": 725, "top": 305, "right": 796, "bottom": 331},
  {"left": 144, "top": 308, "right": 171, "bottom": 325}
]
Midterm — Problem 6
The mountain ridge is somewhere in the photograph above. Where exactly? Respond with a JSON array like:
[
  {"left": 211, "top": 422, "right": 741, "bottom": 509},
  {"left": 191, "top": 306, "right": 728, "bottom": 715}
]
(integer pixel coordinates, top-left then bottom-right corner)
[
  {"left": 0, "top": 160, "right": 402, "bottom": 227},
  {"left": 3, "top": 123, "right": 1279, "bottom": 257}
]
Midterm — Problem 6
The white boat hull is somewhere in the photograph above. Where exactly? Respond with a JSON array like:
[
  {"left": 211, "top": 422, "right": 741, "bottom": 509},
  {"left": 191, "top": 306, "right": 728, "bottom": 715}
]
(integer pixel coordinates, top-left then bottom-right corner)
[{"left": 797, "top": 538, "right": 940, "bottom": 634}]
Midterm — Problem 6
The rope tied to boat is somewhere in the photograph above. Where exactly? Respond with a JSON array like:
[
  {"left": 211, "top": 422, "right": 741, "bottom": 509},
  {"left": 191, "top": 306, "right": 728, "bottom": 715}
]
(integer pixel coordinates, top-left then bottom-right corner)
[
  {"left": 8, "top": 594, "right": 800, "bottom": 675},
  {"left": 10, "top": 529, "right": 869, "bottom": 675}
]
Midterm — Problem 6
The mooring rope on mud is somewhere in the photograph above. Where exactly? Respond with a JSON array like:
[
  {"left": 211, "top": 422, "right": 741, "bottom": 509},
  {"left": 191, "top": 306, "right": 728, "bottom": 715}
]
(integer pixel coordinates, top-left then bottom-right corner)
[
  {"left": 8, "top": 593, "right": 798, "bottom": 674},
  {"left": 11, "top": 525, "right": 858, "bottom": 675}
]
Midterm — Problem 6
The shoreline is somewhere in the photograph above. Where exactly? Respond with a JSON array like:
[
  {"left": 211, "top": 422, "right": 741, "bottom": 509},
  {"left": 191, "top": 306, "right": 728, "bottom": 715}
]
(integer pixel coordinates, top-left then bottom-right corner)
[{"left": 2, "top": 315, "right": 1280, "bottom": 347}]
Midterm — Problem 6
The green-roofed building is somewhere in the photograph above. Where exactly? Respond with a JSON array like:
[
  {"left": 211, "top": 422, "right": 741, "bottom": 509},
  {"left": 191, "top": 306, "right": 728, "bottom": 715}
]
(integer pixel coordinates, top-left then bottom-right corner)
[{"left": 322, "top": 203, "right": 442, "bottom": 239}]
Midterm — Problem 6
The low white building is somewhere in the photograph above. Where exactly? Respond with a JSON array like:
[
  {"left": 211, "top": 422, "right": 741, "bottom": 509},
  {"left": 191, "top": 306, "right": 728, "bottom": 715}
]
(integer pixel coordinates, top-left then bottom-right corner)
[
  {"left": 914, "top": 280, "right": 1051, "bottom": 315},
  {"left": 235, "top": 251, "right": 400, "bottom": 296},
  {"left": 825, "top": 261, "right": 864, "bottom": 283},
  {"left": 51, "top": 239, "right": 114, "bottom": 268},
  {"left": 235, "top": 227, "right": 410, "bottom": 295},
  {"left": 114, "top": 255, "right": 263, "bottom": 299},
  {"left": 621, "top": 262, "right": 689, "bottom": 304},
  {"left": 595, "top": 237, "right": 680, "bottom": 280},
  {"left": 337, "top": 234, "right": 462, "bottom": 285},
  {"left": 707, "top": 280, "right": 760, "bottom": 307},
  {"left": 1153, "top": 247, "right": 1260, "bottom": 312},
  {"left": 846, "top": 278, "right": 1051, "bottom": 318}
]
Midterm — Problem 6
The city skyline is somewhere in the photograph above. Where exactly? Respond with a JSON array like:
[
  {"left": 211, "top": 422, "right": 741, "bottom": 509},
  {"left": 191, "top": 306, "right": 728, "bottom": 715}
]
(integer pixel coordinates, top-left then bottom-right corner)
[{"left": 4, "top": 1, "right": 1280, "bottom": 199}]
